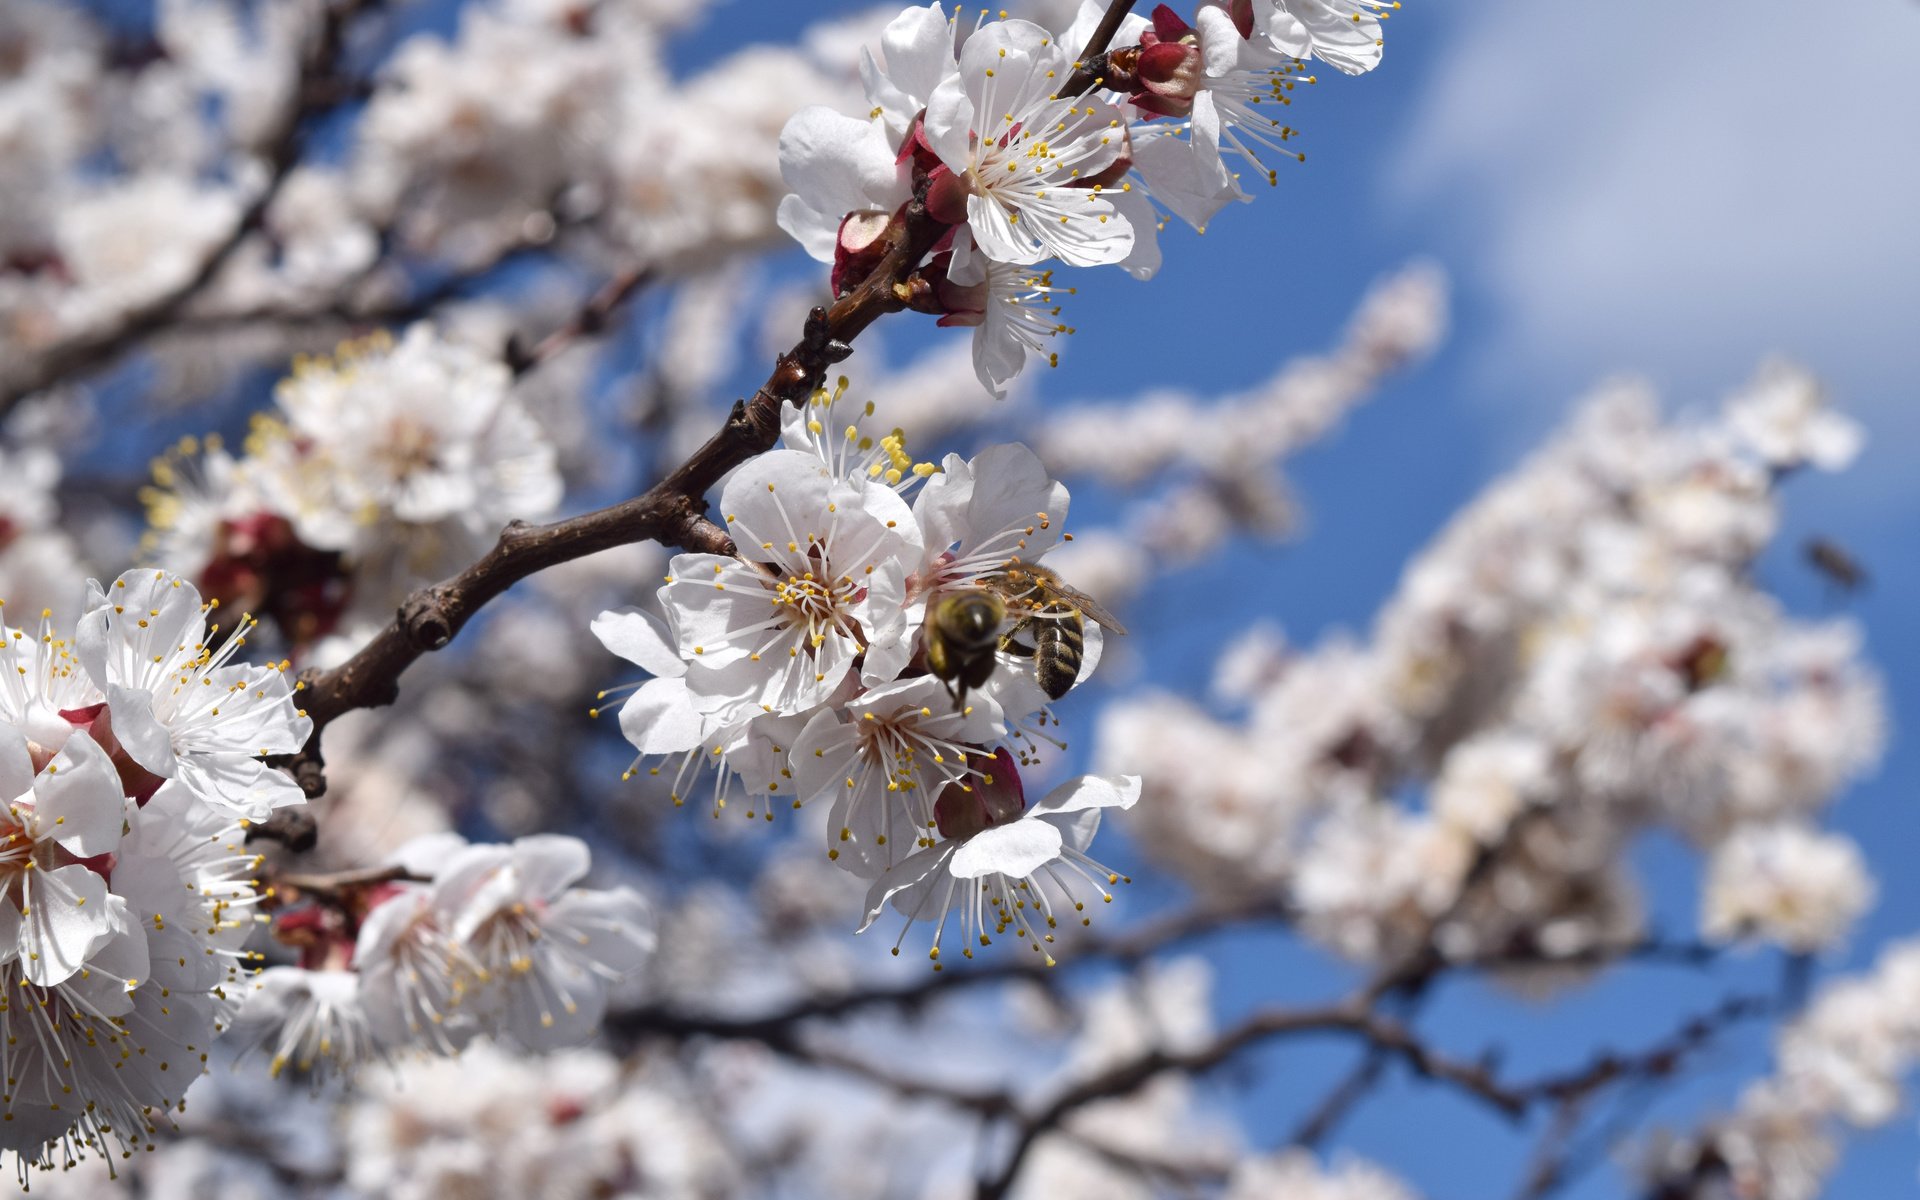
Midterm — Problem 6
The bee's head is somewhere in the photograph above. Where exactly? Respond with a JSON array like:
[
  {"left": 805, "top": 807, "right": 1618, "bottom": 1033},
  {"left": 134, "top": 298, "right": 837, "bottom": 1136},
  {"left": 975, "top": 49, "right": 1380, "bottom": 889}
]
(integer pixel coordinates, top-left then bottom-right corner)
[{"left": 936, "top": 591, "right": 1006, "bottom": 646}]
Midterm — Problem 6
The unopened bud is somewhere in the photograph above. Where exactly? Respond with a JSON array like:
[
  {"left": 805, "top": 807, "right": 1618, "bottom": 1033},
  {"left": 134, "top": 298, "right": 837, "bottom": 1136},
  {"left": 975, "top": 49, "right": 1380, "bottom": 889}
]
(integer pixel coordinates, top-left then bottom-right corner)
[
  {"left": 918, "top": 252, "right": 985, "bottom": 327},
  {"left": 925, "top": 164, "right": 974, "bottom": 228},
  {"left": 933, "top": 749, "right": 1026, "bottom": 840},
  {"left": 1149, "top": 4, "right": 1198, "bottom": 43},
  {"left": 1137, "top": 41, "right": 1203, "bottom": 101},
  {"left": 831, "top": 210, "right": 894, "bottom": 297}
]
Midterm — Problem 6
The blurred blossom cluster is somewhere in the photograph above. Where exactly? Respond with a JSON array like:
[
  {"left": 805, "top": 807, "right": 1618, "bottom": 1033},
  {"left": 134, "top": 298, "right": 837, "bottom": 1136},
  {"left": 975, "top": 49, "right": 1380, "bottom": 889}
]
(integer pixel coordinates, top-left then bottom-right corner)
[
  {"left": 144, "top": 323, "right": 564, "bottom": 658},
  {"left": 1645, "top": 937, "right": 1920, "bottom": 1200},
  {"left": 0, "top": 0, "right": 1910, "bottom": 1197},
  {"left": 1099, "top": 362, "right": 1881, "bottom": 970}
]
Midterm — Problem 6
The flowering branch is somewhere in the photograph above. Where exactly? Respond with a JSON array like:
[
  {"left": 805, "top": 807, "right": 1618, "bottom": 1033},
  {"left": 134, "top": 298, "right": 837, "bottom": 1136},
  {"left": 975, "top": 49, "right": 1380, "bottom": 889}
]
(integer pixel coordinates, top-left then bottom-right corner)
[{"left": 281, "top": 0, "right": 1156, "bottom": 797}]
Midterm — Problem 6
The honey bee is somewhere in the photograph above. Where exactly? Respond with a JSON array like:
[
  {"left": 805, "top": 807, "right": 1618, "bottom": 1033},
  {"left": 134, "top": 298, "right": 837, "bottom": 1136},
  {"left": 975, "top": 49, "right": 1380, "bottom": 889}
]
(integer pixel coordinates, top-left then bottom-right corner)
[
  {"left": 925, "top": 559, "right": 1126, "bottom": 704},
  {"left": 1805, "top": 537, "right": 1868, "bottom": 593},
  {"left": 923, "top": 589, "right": 1010, "bottom": 705}
]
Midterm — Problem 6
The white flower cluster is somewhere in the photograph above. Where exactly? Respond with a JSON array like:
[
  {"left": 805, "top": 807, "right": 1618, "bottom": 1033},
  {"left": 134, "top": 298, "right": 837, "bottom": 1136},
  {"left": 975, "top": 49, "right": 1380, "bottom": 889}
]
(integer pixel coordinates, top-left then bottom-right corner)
[
  {"left": 1098, "top": 362, "right": 1880, "bottom": 969},
  {"left": 340, "top": 1040, "right": 734, "bottom": 1199},
  {"left": 230, "top": 832, "right": 652, "bottom": 1083},
  {"left": 1645, "top": 938, "right": 1920, "bottom": 1200},
  {"left": 0, "top": 0, "right": 281, "bottom": 368},
  {"left": 0, "top": 568, "right": 310, "bottom": 1170},
  {"left": 143, "top": 324, "right": 563, "bottom": 656},
  {"left": 0, "top": 0, "right": 865, "bottom": 398},
  {"left": 595, "top": 385, "right": 1137, "bottom": 966},
  {"left": 776, "top": 0, "right": 1400, "bottom": 398},
  {"left": 354, "top": 0, "right": 866, "bottom": 271}
]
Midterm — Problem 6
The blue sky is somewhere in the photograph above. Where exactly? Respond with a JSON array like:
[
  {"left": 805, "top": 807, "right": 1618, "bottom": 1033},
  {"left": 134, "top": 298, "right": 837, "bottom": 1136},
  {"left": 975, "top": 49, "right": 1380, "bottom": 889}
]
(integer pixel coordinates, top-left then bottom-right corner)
[{"left": 671, "top": 1, "right": 1920, "bottom": 1194}]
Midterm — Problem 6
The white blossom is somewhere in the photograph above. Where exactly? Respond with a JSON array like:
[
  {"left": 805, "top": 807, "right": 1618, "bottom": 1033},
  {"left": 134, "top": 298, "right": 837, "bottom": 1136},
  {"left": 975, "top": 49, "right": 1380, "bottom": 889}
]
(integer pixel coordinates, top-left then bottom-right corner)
[
  {"left": 792, "top": 675, "right": 1006, "bottom": 873},
  {"left": 228, "top": 967, "right": 379, "bottom": 1084},
  {"left": 1724, "top": 358, "right": 1863, "bottom": 472},
  {"left": 1250, "top": 0, "right": 1398, "bottom": 76},
  {"left": 860, "top": 763, "right": 1138, "bottom": 967},
  {"left": 428, "top": 835, "right": 653, "bottom": 1049},
  {"left": 922, "top": 18, "right": 1137, "bottom": 269},
  {"left": 77, "top": 569, "right": 312, "bottom": 821},
  {"left": 1702, "top": 823, "right": 1873, "bottom": 953},
  {"left": 662, "top": 449, "right": 921, "bottom": 717},
  {"left": 260, "top": 326, "right": 564, "bottom": 594}
]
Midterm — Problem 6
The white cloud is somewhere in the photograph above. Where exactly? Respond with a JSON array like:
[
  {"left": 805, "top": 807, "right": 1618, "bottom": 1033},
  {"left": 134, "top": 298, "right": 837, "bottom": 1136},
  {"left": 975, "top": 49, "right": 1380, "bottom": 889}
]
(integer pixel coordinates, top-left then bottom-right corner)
[{"left": 1380, "top": 0, "right": 1920, "bottom": 471}]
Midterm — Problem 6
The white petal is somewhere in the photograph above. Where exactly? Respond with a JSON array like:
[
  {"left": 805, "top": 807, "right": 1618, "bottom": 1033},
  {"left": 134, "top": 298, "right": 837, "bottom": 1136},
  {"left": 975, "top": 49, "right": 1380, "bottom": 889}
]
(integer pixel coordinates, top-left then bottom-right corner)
[
  {"left": 777, "top": 107, "right": 907, "bottom": 257},
  {"left": 971, "top": 305, "right": 1029, "bottom": 400},
  {"left": 1257, "top": 5, "right": 1313, "bottom": 58},
  {"left": 963, "top": 443, "right": 1070, "bottom": 559},
  {"left": 718, "top": 451, "right": 840, "bottom": 567},
  {"left": 354, "top": 884, "right": 432, "bottom": 967},
  {"left": 21, "top": 863, "right": 112, "bottom": 987},
  {"left": 104, "top": 683, "right": 179, "bottom": 777},
  {"left": 912, "top": 451, "right": 975, "bottom": 555},
  {"left": 0, "top": 729, "right": 34, "bottom": 802},
  {"left": 949, "top": 816, "right": 1063, "bottom": 879},
  {"left": 922, "top": 72, "right": 976, "bottom": 172},
  {"left": 858, "top": 843, "right": 953, "bottom": 931},
  {"left": 174, "top": 752, "right": 305, "bottom": 822},
  {"left": 1132, "top": 127, "right": 1243, "bottom": 233},
  {"left": 434, "top": 844, "right": 518, "bottom": 938},
  {"left": 1110, "top": 187, "right": 1163, "bottom": 281},
  {"left": 618, "top": 678, "right": 709, "bottom": 756},
  {"left": 776, "top": 193, "right": 844, "bottom": 264},
  {"left": 877, "top": 2, "right": 957, "bottom": 111},
  {"left": 78, "top": 569, "right": 206, "bottom": 693},
  {"left": 34, "top": 731, "right": 127, "bottom": 858},
  {"left": 1195, "top": 5, "right": 1247, "bottom": 76},
  {"left": 510, "top": 834, "right": 592, "bottom": 901},
  {"left": 1283, "top": 0, "right": 1384, "bottom": 74},
  {"left": 966, "top": 191, "right": 1051, "bottom": 267},
  {"left": 1029, "top": 772, "right": 1141, "bottom": 819},
  {"left": 789, "top": 707, "right": 855, "bottom": 803},
  {"left": 1061, "top": 0, "right": 1150, "bottom": 53},
  {"left": 594, "top": 607, "right": 684, "bottom": 680},
  {"left": 860, "top": 49, "right": 919, "bottom": 146},
  {"left": 386, "top": 833, "right": 468, "bottom": 879},
  {"left": 856, "top": 560, "right": 917, "bottom": 685},
  {"left": 550, "top": 886, "right": 654, "bottom": 976},
  {"left": 55, "top": 897, "right": 146, "bottom": 1017},
  {"left": 171, "top": 664, "right": 310, "bottom": 756}
]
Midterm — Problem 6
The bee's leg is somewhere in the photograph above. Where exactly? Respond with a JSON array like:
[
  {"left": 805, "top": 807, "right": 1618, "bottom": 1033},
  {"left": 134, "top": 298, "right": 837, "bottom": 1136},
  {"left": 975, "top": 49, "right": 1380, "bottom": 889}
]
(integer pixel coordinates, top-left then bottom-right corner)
[{"left": 998, "top": 615, "right": 1037, "bottom": 658}]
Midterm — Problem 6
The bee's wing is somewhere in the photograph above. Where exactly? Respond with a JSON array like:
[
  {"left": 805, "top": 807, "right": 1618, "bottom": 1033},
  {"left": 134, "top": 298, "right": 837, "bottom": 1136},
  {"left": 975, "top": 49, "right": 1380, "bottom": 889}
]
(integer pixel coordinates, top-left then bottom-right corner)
[{"left": 1056, "top": 584, "right": 1127, "bottom": 636}]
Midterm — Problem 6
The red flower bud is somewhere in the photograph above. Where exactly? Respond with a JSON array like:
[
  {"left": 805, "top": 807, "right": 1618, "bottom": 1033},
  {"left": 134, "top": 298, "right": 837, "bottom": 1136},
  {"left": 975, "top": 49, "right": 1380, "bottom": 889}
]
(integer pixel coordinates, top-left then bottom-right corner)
[
  {"left": 933, "top": 749, "right": 1026, "bottom": 840},
  {"left": 831, "top": 210, "right": 894, "bottom": 297},
  {"left": 925, "top": 164, "right": 974, "bottom": 227},
  {"left": 1137, "top": 41, "right": 1203, "bottom": 101},
  {"left": 1149, "top": 4, "right": 1197, "bottom": 43}
]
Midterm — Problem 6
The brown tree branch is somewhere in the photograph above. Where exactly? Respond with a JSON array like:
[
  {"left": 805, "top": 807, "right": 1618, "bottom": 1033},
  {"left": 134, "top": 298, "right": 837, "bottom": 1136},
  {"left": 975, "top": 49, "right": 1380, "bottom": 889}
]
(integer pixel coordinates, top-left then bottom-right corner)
[
  {"left": 975, "top": 1001, "right": 1526, "bottom": 1200},
  {"left": 975, "top": 982, "right": 1772, "bottom": 1200}
]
